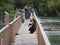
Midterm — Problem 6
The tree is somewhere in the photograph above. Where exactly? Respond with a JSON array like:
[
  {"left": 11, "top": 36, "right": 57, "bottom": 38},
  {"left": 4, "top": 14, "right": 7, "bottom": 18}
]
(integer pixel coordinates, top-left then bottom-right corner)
[
  {"left": 34, "top": 0, "right": 60, "bottom": 17},
  {"left": 14, "top": 0, "right": 34, "bottom": 9}
]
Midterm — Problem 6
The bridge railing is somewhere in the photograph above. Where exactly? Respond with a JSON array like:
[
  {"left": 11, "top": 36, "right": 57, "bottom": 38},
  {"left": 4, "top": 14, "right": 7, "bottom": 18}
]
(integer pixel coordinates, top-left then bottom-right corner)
[
  {"left": 33, "top": 12, "right": 51, "bottom": 45},
  {"left": 0, "top": 15, "right": 22, "bottom": 45}
]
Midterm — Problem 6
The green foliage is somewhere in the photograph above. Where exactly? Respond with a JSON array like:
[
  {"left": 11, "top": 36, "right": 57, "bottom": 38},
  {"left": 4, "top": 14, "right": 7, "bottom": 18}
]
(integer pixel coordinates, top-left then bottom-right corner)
[
  {"left": 48, "top": 1, "right": 55, "bottom": 10},
  {"left": 15, "top": 0, "right": 34, "bottom": 9},
  {"left": 0, "top": 0, "right": 15, "bottom": 14},
  {"left": 0, "top": 0, "right": 34, "bottom": 14},
  {"left": 0, "top": 25, "right": 5, "bottom": 29},
  {"left": 35, "top": 0, "right": 60, "bottom": 17},
  {"left": 56, "top": 0, "right": 60, "bottom": 12}
]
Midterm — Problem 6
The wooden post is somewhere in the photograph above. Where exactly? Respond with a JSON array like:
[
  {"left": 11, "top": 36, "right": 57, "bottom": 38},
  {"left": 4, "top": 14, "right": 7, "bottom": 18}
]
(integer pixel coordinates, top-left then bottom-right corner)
[{"left": 4, "top": 15, "right": 9, "bottom": 25}]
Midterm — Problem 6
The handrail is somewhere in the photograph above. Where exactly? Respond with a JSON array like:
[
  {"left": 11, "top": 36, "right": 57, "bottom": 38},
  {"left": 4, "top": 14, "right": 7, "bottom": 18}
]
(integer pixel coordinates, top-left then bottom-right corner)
[
  {"left": 9, "top": 15, "right": 21, "bottom": 25},
  {"left": 33, "top": 11, "right": 51, "bottom": 45},
  {"left": 0, "top": 25, "right": 9, "bottom": 33},
  {"left": 0, "top": 15, "right": 22, "bottom": 45},
  {"left": 0, "top": 25, "right": 10, "bottom": 45},
  {"left": 9, "top": 15, "right": 22, "bottom": 40}
]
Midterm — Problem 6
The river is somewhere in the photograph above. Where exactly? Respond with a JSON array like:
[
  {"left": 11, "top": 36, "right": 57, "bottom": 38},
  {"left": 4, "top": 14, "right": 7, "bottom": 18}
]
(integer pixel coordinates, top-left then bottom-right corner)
[{"left": 39, "top": 17, "right": 60, "bottom": 45}]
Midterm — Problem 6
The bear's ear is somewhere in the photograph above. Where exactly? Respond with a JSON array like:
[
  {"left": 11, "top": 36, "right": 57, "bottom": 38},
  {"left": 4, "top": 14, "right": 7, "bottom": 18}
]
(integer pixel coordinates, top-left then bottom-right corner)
[
  {"left": 28, "top": 22, "right": 33, "bottom": 26},
  {"left": 28, "top": 23, "right": 32, "bottom": 26},
  {"left": 30, "top": 19, "right": 33, "bottom": 22}
]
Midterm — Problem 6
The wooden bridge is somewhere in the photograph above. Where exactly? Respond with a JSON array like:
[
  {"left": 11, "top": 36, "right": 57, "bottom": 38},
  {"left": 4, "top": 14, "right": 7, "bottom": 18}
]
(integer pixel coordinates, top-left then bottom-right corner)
[{"left": 0, "top": 11, "right": 51, "bottom": 45}]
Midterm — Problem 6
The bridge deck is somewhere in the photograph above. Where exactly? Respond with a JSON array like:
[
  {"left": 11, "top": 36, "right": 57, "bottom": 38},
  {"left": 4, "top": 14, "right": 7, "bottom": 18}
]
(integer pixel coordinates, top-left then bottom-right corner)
[{"left": 11, "top": 19, "right": 38, "bottom": 45}]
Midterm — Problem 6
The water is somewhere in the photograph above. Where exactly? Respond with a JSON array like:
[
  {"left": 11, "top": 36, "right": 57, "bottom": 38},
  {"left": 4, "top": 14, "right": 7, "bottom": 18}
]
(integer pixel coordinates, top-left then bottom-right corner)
[
  {"left": 40, "top": 17, "right": 60, "bottom": 45},
  {"left": 46, "top": 31, "right": 60, "bottom": 45},
  {"left": 40, "top": 17, "right": 60, "bottom": 23},
  {"left": 41, "top": 19, "right": 60, "bottom": 23},
  {"left": 40, "top": 17, "right": 60, "bottom": 31}
]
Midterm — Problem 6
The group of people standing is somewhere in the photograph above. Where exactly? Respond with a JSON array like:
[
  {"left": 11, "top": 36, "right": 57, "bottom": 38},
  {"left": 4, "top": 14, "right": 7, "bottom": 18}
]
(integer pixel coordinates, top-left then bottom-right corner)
[
  {"left": 24, "top": 5, "right": 32, "bottom": 19},
  {"left": 15, "top": 4, "right": 34, "bottom": 21}
]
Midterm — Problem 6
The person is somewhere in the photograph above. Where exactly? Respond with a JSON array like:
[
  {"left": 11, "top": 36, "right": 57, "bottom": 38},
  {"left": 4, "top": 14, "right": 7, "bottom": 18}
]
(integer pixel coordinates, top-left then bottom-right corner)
[
  {"left": 22, "top": 9, "right": 25, "bottom": 19},
  {"left": 16, "top": 9, "right": 22, "bottom": 16},
  {"left": 21, "top": 9, "right": 25, "bottom": 22},
  {"left": 14, "top": 9, "right": 22, "bottom": 18},
  {"left": 25, "top": 7, "right": 29, "bottom": 19},
  {"left": 27, "top": 5, "right": 32, "bottom": 19},
  {"left": 4, "top": 11, "right": 9, "bottom": 15},
  {"left": 24, "top": 5, "right": 31, "bottom": 19}
]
